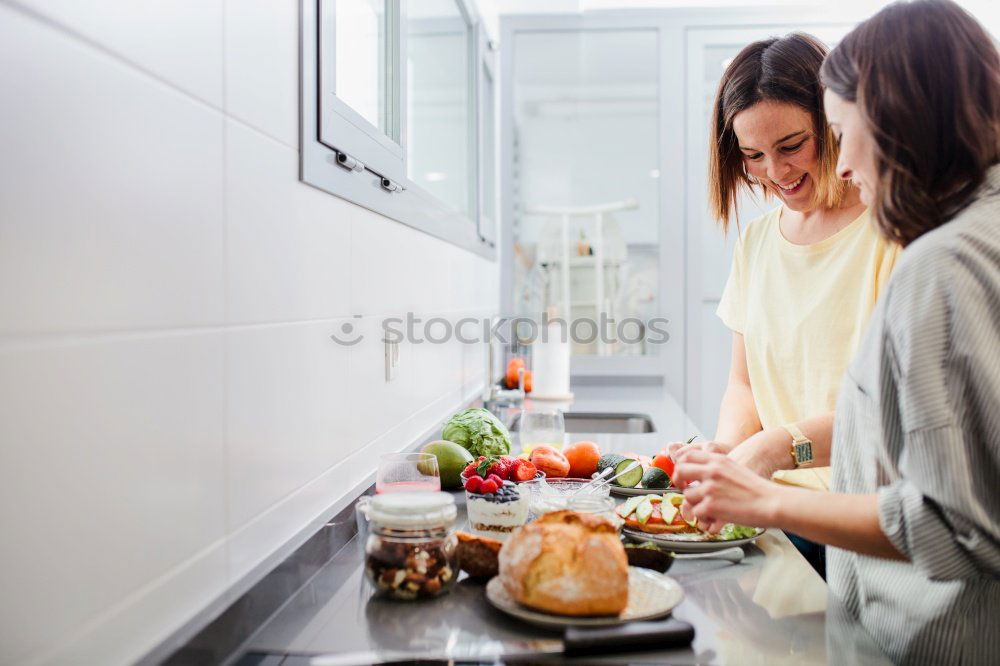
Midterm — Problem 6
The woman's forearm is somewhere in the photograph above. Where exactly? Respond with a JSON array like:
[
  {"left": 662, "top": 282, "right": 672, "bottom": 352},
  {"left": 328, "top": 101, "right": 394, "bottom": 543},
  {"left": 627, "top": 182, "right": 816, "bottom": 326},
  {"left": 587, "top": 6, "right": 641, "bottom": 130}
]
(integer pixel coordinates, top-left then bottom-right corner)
[
  {"left": 769, "top": 487, "right": 905, "bottom": 560},
  {"left": 729, "top": 412, "right": 835, "bottom": 477},
  {"left": 714, "top": 382, "right": 763, "bottom": 446}
]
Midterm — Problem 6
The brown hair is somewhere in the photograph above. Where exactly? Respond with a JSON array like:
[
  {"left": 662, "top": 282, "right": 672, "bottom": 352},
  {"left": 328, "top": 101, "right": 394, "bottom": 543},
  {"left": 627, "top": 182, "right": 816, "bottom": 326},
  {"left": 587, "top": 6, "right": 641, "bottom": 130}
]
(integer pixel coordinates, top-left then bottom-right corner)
[
  {"left": 709, "top": 33, "right": 849, "bottom": 233},
  {"left": 821, "top": 0, "right": 1000, "bottom": 246}
]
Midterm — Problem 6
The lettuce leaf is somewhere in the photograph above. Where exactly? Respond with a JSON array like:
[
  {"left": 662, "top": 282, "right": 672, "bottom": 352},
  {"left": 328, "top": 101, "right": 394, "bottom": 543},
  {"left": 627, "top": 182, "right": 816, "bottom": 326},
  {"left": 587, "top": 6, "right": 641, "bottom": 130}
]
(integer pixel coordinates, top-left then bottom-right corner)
[{"left": 718, "top": 524, "right": 758, "bottom": 540}]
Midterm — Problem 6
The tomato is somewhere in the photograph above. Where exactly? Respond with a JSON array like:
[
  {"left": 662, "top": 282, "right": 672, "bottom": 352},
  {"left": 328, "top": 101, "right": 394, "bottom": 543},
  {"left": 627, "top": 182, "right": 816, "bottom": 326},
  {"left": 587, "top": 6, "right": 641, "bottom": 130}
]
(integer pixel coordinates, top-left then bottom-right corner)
[
  {"left": 505, "top": 358, "right": 526, "bottom": 389},
  {"left": 651, "top": 453, "right": 675, "bottom": 479}
]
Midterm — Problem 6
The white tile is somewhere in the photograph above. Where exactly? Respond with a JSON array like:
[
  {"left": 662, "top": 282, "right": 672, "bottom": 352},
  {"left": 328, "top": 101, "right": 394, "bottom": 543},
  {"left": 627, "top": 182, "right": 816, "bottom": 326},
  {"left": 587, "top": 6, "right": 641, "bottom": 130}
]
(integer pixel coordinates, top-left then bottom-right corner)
[
  {"left": 349, "top": 216, "right": 419, "bottom": 316},
  {"left": 227, "top": 321, "right": 353, "bottom": 529},
  {"left": 13, "top": 0, "right": 224, "bottom": 107},
  {"left": 347, "top": 315, "right": 415, "bottom": 448},
  {"left": 226, "top": 121, "right": 352, "bottom": 324},
  {"left": 224, "top": 0, "right": 298, "bottom": 147},
  {"left": 0, "top": 333, "right": 226, "bottom": 664},
  {"left": 0, "top": 7, "right": 225, "bottom": 334},
  {"left": 411, "top": 315, "right": 465, "bottom": 411}
]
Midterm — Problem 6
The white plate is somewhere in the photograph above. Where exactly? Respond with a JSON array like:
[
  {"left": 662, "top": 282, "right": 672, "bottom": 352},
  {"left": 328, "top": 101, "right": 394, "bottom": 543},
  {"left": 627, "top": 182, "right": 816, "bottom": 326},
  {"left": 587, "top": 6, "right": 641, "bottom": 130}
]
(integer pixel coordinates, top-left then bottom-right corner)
[
  {"left": 622, "top": 527, "right": 766, "bottom": 553},
  {"left": 485, "top": 566, "right": 683, "bottom": 629},
  {"left": 609, "top": 485, "right": 678, "bottom": 497}
]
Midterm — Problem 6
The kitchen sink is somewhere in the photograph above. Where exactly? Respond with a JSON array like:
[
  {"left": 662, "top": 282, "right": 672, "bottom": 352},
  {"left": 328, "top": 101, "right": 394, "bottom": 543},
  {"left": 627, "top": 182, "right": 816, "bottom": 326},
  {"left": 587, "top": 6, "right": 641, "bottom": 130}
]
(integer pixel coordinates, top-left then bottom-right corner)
[{"left": 508, "top": 412, "right": 655, "bottom": 434}]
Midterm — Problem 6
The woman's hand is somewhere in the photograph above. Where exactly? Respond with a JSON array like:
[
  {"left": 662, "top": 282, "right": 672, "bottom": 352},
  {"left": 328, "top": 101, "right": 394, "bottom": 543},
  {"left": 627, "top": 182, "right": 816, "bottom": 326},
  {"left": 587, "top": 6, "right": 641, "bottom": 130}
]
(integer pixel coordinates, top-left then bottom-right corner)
[
  {"left": 664, "top": 439, "right": 733, "bottom": 462},
  {"left": 672, "top": 449, "right": 785, "bottom": 533}
]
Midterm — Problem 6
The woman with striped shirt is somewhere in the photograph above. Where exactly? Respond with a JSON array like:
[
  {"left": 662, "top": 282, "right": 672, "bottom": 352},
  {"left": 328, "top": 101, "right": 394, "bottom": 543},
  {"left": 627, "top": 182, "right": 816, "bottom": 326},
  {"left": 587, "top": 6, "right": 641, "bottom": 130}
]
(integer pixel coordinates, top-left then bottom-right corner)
[{"left": 673, "top": 1, "right": 1000, "bottom": 663}]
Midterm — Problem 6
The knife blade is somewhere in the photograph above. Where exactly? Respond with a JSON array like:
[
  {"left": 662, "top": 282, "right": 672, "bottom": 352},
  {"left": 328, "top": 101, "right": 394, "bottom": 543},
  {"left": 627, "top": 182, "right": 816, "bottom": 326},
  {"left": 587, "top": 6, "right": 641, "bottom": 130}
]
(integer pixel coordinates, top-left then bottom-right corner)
[{"left": 308, "top": 618, "right": 695, "bottom": 665}]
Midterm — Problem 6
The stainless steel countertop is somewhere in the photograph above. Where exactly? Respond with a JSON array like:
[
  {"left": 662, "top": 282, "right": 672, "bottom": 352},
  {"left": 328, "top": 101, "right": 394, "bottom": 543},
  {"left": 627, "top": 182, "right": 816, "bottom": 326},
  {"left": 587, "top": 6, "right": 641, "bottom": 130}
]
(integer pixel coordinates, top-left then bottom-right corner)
[{"left": 245, "top": 385, "right": 891, "bottom": 664}]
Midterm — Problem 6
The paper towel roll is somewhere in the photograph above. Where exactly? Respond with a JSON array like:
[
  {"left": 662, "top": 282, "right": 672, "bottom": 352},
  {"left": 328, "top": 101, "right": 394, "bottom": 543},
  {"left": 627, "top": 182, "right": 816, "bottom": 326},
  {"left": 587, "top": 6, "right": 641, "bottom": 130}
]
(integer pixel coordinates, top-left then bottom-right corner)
[{"left": 531, "top": 321, "right": 572, "bottom": 399}]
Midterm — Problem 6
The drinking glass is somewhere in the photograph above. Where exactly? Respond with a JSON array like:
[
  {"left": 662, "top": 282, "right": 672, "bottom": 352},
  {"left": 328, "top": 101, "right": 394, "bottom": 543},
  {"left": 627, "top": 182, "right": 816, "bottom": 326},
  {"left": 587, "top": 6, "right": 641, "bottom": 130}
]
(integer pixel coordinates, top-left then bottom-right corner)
[
  {"left": 518, "top": 409, "right": 565, "bottom": 455},
  {"left": 375, "top": 453, "right": 441, "bottom": 494}
]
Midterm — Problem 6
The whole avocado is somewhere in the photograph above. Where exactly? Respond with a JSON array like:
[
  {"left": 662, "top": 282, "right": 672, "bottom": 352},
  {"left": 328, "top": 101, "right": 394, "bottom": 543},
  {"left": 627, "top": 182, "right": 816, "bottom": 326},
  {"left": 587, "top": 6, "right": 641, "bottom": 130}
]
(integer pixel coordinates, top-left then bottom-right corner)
[{"left": 420, "top": 439, "right": 474, "bottom": 489}]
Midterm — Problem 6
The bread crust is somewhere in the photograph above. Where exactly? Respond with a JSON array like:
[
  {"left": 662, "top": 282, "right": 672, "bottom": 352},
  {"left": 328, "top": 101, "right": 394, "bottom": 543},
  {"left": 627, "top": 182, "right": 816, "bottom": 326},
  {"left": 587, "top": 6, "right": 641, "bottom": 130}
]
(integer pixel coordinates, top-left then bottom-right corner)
[
  {"left": 456, "top": 531, "right": 502, "bottom": 579},
  {"left": 497, "top": 510, "right": 628, "bottom": 616}
]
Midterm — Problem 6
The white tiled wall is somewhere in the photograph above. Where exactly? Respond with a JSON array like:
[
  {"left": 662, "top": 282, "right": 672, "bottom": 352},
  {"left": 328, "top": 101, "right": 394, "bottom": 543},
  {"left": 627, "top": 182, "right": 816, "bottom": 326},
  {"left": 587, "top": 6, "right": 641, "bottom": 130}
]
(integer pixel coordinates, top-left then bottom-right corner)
[{"left": 0, "top": 1, "right": 498, "bottom": 664}]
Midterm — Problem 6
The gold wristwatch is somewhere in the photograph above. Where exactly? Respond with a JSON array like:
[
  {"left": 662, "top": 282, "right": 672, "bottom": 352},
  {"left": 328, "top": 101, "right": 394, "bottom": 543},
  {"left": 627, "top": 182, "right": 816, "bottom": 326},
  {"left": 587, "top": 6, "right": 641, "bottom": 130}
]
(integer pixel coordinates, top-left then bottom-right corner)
[{"left": 782, "top": 423, "right": 814, "bottom": 468}]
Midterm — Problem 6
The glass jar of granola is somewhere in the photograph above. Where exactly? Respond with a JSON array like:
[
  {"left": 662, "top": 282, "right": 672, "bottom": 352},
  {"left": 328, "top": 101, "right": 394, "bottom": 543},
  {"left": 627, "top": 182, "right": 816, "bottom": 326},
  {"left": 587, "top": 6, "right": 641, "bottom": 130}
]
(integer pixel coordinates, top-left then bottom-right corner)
[{"left": 363, "top": 491, "right": 458, "bottom": 600}]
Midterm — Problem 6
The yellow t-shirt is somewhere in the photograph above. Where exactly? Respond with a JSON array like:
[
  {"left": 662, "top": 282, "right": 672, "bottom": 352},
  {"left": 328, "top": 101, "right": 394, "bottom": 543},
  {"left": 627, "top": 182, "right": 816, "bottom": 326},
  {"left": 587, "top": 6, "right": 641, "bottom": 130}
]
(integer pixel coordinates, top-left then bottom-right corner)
[{"left": 717, "top": 206, "right": 899, "bottom": 429}]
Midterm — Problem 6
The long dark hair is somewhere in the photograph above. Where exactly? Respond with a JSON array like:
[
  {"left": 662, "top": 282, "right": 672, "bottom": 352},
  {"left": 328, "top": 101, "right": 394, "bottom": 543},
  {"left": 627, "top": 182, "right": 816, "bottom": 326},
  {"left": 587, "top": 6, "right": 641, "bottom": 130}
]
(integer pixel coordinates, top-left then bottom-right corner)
[
  {"left": 709, "top": 33, "right": 849, "bottom": 233},
  {"left": 821, "top": 0, "right": 1000, "bottom": 246}
]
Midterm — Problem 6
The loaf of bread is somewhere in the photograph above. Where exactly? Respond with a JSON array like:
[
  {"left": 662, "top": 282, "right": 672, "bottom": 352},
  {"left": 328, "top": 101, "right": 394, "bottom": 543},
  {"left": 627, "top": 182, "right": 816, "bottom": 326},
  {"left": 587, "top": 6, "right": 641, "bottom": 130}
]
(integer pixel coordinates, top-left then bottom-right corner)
[
  {"left": 497, "top": 510, "right": 628, "bottom": 616},
  {"left": 456, "top": 530, "right": 502, "bottom": 579}
]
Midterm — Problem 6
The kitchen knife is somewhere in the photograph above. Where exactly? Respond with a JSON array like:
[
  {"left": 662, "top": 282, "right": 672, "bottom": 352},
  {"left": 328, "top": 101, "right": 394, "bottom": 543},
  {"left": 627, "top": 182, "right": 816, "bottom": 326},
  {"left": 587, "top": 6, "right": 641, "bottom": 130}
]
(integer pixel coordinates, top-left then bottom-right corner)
[{"left": 308, "top": 618, "right": 695, "bottom": 665}]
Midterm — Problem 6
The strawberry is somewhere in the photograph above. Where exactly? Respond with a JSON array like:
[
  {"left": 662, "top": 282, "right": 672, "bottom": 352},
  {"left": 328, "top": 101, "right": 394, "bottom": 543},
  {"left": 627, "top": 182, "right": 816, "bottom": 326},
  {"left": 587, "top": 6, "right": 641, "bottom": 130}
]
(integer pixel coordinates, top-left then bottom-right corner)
[
  {"left": 510, "top": 459, "right": 537, "bottom": 482},
  {"left": 464, "top": 456, "right": 488, "bottom": 479},
  {"left": 479, "top": 478, "right": 499, "bottom": 494},
  {"left": 486, "top": 473, "right": 503, "bottom": 486},
  {"left": 476, "top": 456, "right": 509, "bottom": 480},
  {"left": 464, "top": 475, "right": 482, "bottom": 493}
]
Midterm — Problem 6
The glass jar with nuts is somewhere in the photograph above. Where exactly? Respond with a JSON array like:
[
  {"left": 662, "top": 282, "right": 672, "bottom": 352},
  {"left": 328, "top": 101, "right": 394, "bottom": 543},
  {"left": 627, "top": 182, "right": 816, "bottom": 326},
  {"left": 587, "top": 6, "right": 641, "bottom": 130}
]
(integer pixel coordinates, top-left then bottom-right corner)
[{"left": 362, "top": 491, "right": 458, "bottom": 600}]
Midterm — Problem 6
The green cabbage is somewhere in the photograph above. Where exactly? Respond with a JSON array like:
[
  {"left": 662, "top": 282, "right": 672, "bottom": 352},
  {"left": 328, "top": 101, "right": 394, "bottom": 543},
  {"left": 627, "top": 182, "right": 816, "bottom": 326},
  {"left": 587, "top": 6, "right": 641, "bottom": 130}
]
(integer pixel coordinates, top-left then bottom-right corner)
[{"left": 442, "top": 408, "right": 511, "bottom": 457}]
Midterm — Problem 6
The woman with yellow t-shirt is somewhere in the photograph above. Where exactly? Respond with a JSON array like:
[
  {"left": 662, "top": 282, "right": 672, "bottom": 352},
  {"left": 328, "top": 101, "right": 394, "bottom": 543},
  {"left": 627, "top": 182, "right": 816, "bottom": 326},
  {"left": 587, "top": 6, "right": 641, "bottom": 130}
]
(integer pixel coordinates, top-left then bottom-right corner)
[{"left": 669, "top": 33, "right": 899, "bottom": 575}]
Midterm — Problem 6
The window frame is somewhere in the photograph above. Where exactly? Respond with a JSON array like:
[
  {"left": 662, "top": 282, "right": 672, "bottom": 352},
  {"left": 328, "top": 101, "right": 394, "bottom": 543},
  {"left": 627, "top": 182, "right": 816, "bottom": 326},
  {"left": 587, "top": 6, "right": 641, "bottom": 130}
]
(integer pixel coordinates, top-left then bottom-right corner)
[
  {"left": 476, "top": 25, "right": 498, "bottom": 247},
  {"left": 301, "top": 0, "right": 495, "bottom": 260}
]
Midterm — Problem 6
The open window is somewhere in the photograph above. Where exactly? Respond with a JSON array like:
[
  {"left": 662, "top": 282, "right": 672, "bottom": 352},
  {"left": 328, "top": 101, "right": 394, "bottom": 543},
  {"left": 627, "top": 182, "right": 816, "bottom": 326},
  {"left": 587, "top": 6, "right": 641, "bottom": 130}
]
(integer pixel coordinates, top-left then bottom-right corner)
[{"left": 302, "top": 0, "right": 495, "bottom": 258}]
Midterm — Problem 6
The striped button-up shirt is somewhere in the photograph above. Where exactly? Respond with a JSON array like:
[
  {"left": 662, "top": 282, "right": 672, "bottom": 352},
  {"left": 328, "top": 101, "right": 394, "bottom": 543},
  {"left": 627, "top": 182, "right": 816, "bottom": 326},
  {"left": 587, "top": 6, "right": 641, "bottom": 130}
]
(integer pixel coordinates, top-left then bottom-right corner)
[{"left": 830, "top": 166, "right": 1000, "bottom": 665}]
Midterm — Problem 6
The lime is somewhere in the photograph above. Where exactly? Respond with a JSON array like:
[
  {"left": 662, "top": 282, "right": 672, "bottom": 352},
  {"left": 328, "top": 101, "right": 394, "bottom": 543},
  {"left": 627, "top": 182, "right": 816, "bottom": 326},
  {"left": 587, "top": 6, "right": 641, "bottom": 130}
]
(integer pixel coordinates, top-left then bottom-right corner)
[{"left": 420, "top": 440, "right": 474, "bottom": 489}]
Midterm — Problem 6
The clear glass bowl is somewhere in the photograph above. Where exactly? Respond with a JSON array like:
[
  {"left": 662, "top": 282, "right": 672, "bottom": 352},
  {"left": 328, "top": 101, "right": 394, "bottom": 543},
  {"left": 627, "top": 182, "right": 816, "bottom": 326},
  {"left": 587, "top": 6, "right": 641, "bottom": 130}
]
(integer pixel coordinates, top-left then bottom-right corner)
[{"left": 520, "top": 477, "right": 617, "bottom": 524}]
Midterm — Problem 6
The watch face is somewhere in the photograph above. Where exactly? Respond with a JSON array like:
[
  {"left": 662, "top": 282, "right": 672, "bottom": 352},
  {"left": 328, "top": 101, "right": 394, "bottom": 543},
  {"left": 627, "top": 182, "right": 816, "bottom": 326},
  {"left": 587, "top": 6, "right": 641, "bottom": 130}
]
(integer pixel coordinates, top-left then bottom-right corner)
[{"left": 794, "top": 440, "right": 814, "bottom": 464}]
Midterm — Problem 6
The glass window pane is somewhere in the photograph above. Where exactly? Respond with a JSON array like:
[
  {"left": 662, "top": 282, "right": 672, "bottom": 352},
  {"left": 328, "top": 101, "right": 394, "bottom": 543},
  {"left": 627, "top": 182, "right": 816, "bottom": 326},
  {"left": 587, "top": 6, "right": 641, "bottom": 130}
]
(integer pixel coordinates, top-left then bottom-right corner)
[
  {"left": 512, "top": 30, "right": 659, "bottom": 356},
  {"left": 406, "top": 0, "right": 472, "bottom": 217},
  {"left": 335, "top": 0, "right": 386, "bottom": 132}
]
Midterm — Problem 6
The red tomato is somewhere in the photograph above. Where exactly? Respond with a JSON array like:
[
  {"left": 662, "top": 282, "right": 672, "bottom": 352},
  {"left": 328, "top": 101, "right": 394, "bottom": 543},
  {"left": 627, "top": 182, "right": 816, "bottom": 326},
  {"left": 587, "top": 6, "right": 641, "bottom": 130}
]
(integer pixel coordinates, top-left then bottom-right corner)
[{"left": 651, "top": 453, "right": 675, "bottom": 479}]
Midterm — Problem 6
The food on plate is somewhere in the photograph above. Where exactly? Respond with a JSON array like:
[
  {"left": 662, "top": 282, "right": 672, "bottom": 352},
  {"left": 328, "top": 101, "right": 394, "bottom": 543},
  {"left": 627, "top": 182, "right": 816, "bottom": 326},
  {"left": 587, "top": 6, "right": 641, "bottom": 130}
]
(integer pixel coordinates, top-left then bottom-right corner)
[
  {"left": 617, "top": 495, "right": 760, "bottom": 541},
  {"left": 640, "top": 466, "right": 670, "bottom": 490},
  {"left": 596, "top": 453, "right": 644, "bottom": 488},
  {"left": 617, "top": 494, "right": 695, "bottom": 534},
  {"left": 624, "top": 542, "right": 673, "bottom": 573},
  {"left": 456, "top": 531, "right": 503, "bottom": 579},
  {"left": 419, "top": 439, "right": 474, "bottom": 488},
  {"left": 621, "top": 452, "right": 653, "bottom": 467},
  {"left": 505, "top": 358, "right": 526, "bottom": 389},
  {"left": 650, "top": 452, "right": 675, "bottom": 480},
  {"left": 466, "top": 480, "right": 529, "bottom": 539},
  {"left": 442, "top": 408, "right": 512, "bottom": 457},
  {"left": 718, "top": 524, "right": 759, "bottom": 540},
  {"left": 563, "top": 440, "right": 601, "bottom": 478},
  {"left": 498, "top": 510, "right": 628, "bottom": 616},
  {"left": 529, "top": 445, "right": 570, "bottom": 478}
]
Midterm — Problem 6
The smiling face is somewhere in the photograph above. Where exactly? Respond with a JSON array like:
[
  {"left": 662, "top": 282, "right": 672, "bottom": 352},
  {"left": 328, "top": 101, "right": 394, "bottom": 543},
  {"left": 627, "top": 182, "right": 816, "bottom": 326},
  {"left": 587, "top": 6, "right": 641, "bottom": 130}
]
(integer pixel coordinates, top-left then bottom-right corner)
[
  {"left": 732, "top": 100, "right": 819, "bottom": 212},
  {"left": 823, "top": 89, "right": 878, "bottom": 207}
]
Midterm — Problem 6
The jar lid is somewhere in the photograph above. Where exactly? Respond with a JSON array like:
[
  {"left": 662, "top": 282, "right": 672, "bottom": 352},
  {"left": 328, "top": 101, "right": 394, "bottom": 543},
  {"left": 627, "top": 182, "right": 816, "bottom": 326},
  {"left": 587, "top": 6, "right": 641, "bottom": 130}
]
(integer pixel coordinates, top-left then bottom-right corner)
[{"left": 370, "top": 491, "right": 457, "bottom": 529}]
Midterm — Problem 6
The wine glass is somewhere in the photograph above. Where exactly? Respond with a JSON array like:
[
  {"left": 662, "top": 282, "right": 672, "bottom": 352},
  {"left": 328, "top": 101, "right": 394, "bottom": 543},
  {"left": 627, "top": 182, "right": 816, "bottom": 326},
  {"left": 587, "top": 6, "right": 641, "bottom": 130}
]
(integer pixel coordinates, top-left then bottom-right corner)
[
  {"left": 518, "top": 409, "right": 565, "bottom": 455},
  {"left": 375, "top": 452, "right": 441, "bottom": 494}
]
